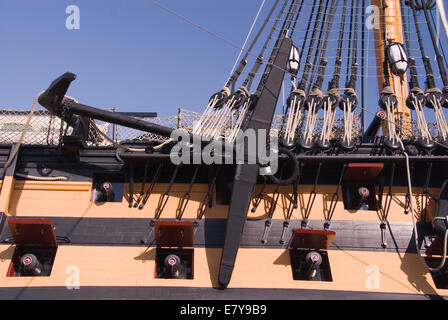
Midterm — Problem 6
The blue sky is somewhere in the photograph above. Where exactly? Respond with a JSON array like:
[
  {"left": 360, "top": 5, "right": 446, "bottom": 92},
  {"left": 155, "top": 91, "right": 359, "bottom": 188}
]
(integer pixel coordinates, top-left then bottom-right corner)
[
  {"left": 0, "top": 0, "right": 447, "bottom": 127},
  {"left": 0, "top": 0, "right": 259, "bottom": 116}
]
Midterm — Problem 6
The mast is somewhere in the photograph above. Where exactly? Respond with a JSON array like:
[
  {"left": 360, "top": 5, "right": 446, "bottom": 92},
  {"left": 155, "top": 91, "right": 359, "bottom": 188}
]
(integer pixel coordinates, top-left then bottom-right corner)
[{"left": 371, "top": 0, "right": 410, "bottom": 128}]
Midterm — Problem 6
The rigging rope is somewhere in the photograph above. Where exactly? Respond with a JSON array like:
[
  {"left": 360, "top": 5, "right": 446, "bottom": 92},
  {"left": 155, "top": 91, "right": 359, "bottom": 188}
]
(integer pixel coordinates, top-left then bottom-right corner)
[
  {"left": 335, "top": 0, "right": 359, "bottom": 147},
  {"left": 228, "top": 0, "right": 267, "bottom": 79},
  {"left": 3, "top": 91, "right": 43, "bottom": 172},
  {"left": 196, "top": 0, "right": 302, "bottom": 142},
  {"left": 226, "top": 0, "right": 275, "bottom": 89},
  {"left": 418, "top": 0, "right": 448, "bottom": 86},
  {"left": 289, "top": 0, "right": 305, "bottom": 38},
  {"left": 311, "top": 0, "right": 339, "bottom": 147},
  {"left": 328, "top": 0, "right": 347, "bottom": 91},
  {"left": 436, "top": 0, "right": 448, "bottom": 55},
  {"left": 298, "top": 0, "right": 326, "bottom": 91},
  {"left": 307, "top": 0, "right": 331, "bottom": 95},
  {"left": 253, "top": 0, "right": 297, "bottom": 93}
]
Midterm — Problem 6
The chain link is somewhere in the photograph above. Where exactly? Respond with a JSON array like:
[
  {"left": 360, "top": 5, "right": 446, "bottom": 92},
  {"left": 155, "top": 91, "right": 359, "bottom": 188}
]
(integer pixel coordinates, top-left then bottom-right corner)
[{"left": 415, "top": 194, "right": 422, "bottom": 219}]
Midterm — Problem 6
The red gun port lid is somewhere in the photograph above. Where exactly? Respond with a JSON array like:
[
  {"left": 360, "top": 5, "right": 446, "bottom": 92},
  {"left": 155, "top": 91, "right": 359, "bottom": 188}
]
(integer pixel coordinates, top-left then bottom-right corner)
[
  {"left": 154, "top": 220, "right": 194, "bottom": 248},
  {"left": 342, "top": 163, "right": 384, "bottom": 185},
  {"left": 289, "top": 229, "right": 336, "bottom": 250},
  {"left": 8, "top": 219, "right": 57, "bottom": 246}
]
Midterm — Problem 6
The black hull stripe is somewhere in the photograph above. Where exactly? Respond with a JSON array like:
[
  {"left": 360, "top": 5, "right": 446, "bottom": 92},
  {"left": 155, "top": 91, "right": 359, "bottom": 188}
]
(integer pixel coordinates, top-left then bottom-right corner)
[
  {"left": 0, "top": 286, "right": 444, "bottom": 300},
  {"left": 1, "top": 217, "right": 422, "bottom": 253}
]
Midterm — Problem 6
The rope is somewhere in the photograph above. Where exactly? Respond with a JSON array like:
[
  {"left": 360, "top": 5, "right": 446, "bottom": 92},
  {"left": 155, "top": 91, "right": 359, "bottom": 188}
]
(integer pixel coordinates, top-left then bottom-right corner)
[
  {"left": 310, "top": 0, "right": 338, "bottom": 93},
  {"left": 3, "top": 91, "right": 43, "bottom": 172},
  {"left": 307, "top": 0, "right": 331, "bottom": 94},
  {"left": 319, "top": 98, "right": 337, "bottom": 143},
  {"left": 202, "top": 96, "right": 236, "bottom": 139},
  {"left": 402, "top": 143, "right": 448, "bottom": 272},
  {"left": 342, "top": 98, "right": 355, "bottom": 144},
  {"left": 419, "top": 0, "right": 448, "bottom": 86},
  {"left": 410, "top": 92, "right": 432, "bottom": 142},
  {"left": 226, "top": 99, "right": 251, "bottom": 143},
  {"left": 430, "top": 7, "right": 448, "bottom": 71},
  {"left": 385, "top": 98, "right": 400, "bottom": 144},
  {"left": 147, "top": 0, "right": 250, "bottom": 58},
  {"left": 193, "top": 93, "right": 222, "bottom": 135},
  {"left": 328, "top": 0, "right": 347, "bottom": 90},
  {"left": 289, "top": 0, "right": 305, "bottom": 38},
  {"left": 346, "top": 0, "right": 360, "bottom": 89},
  {"left": 15, "top": 173, "right": 68, "bottom": 181},
  {"left": 228, "top": 0, "right": 267, "bottom": 79},
  {"left": 298, "top": 0, "right": 326, "bottom": 91},
  {"left": 147, "top": 0, "right": 297, "bottom": 89},
  {"left": 303, "top": 97, "right": 320, "bottom": 144},
  {"left": 298, "top": 0, "right": 318, "bottom": 79},
  {"left": 436, "top": 0, "right": 448, "bottom": 60},
  {"left": 431, "top": 94, "right": 448, "bottom": 140},
  {"left": 410, "top": 0, "right": 438, "bottom": 89},
  {"left": 244, "top": 0, "right": 291, "bottom": 91},
  {"left": 284, "top": 91, "right": 304, "bottom": 143},
  {"left": 250, "top": 0, "right": 296, "bottom": 92}
]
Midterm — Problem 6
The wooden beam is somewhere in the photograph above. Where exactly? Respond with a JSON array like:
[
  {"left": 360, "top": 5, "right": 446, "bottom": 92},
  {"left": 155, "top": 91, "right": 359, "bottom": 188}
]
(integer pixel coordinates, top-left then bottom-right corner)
[{"left": 371, "top": 0, "right": 410, "bottom": 131}]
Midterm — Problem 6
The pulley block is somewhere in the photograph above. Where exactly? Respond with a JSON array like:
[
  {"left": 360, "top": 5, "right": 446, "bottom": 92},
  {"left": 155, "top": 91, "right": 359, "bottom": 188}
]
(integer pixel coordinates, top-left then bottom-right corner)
[
  {"left": 210, "top": 87, "right": 230, "bottom": 109},
  {"left": 406, "top": 88, "right": 427, "bottom": 110},
  {"left": 425, "top": 89, "right": 443, "bottom": 109},
  {"left": 338, "top": 93, "right": 358, "bottom": 111},
  {"left": 228, "top": 86, "right": 250, "bottom": 109}
]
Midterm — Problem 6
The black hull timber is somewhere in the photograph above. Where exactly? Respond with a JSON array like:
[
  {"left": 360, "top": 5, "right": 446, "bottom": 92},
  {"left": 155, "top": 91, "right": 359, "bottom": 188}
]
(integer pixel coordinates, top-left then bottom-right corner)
[
  {"left": 0, "top": 286, "right": 444, "bottom": 300},
  {"left": 218, "top": 37, "right": 293, "bottom": 288}
]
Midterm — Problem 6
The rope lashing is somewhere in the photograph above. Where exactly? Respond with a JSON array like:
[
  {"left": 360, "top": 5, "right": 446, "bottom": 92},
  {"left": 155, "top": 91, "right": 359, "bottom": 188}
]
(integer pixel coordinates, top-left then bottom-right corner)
[
  {"left": 339, "top": 88, "right": 358, "bottom": 148},
  {"left": 200, "top": 86, "right": 250, "bottom": 142},
  {"left": 318, "top": 89, "right": 339, "bottom": 149},
  {"left": 406, "top": 87, "right": 433, "bottom": 145},
  {"left": 226, "top": 87, "right": 252, "bottom": 143},
  {"left": 425, "top": 87, "right": 448, "bottom": 142},
  {"left": 300, "top": 88, "right": 324, "bottom": 150},
  {"left": 281, "top": 89, "right": 306, "bottom": 149},
  {"left": 192, "top": 87, "right": 230, "bottom": 136},
  {"left": 379, "top": 86, "right": 401, "bottom": 150}
]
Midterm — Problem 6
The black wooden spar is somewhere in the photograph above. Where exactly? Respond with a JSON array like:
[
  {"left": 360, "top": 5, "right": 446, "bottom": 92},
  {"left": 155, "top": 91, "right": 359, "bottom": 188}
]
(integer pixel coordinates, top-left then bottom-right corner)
[{"left": 218, "top": 37, "right": 293, "bottom": 288}]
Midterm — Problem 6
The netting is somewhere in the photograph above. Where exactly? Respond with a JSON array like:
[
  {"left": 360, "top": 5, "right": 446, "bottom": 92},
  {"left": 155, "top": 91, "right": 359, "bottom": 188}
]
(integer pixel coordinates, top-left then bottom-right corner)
[
  {"left": 0, "top": 108, "right": 443, "bottom": 147},
  {"left": 398, "top": 114, "right": 447, "bottom": 142}
]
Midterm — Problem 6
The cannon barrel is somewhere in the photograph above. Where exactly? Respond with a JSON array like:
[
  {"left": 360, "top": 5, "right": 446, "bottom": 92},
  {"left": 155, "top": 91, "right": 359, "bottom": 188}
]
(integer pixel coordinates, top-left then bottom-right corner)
[{"left": 364, "top": 110, "right": 386, "bottom": 137}]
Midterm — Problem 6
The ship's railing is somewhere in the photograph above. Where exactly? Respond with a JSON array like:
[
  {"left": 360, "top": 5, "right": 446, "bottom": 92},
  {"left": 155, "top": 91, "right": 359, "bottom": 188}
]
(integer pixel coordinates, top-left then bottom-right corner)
[{"left": 0, "top": 108, "right": 376, "bottom": 147}]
